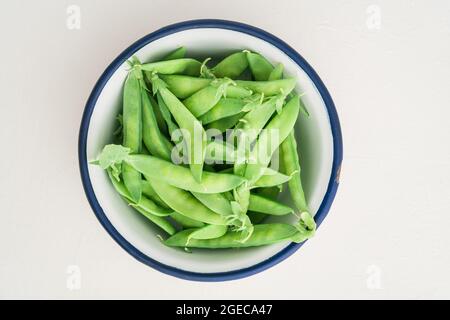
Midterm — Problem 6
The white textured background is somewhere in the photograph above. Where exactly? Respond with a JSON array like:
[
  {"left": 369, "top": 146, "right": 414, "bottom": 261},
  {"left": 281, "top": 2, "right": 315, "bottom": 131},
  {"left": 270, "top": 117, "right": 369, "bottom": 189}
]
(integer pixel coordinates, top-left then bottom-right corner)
[{"left": 0, "top": 0, "right": 449, "bottom": 299}]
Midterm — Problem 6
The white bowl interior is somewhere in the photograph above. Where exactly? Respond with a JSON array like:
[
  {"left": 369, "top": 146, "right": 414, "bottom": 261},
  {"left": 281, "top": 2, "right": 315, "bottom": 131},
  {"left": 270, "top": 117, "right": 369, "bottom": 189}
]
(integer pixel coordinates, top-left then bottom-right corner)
[{"left": 86, "top": 28, "right": 334, "bottom": 273}]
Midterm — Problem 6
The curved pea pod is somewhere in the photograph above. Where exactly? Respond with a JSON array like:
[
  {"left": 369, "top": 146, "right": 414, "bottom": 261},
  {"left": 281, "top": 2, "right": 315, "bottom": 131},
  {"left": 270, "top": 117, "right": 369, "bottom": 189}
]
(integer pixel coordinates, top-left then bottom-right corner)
[
  {"left": 268, "top": 63, "right": 284, "bottom": 81},
  {"left": 186, "top": 224, "right": 228, "bottom": 245},
  {"left": 165, "top": 223, "right": 301, "bottom": 248},
  {"left": 140, "top": 58, "right": 201, "bottom": 76},
  {"left": 149, "top": 180, "right": 227, "bottom": 225},
  {"left": 151, "top": 75, "right": 206, "bottom": 182},
  {"left": 206, "top": 112, "right": 245, "bottom": 133},
  {"left": 244, "top": 95, "right": 301, "bottom": 184},
  {"left": 183, "top": 80, "right": 252, "bottom": 118},
  {"left": 280, "top": 131, "right": 308, "bottom": 212},
  {"left": 205, "top": 140, "right": 236, "bottom": 164},
  {"left": 162, "top": 47, "right": 186, "bottom": 60},
  {"left": 132, "top": 206, "right": 176, "bottom": 236},
  {"left": 140, "top": 82, "right": 172, "bottom": 160},
  {"left": 125, "top": 154, "right": 246, "bottom": 194},
  {"left": 211, "top": 51, "right": 249, "bottom": 79},
  {"left": 248, "top": 194, "right": 293, "bottom": 215},
  {"left": 122, "top": 69, "right": 142, "bottom": 202},
  {"left": 141, "top": 179, "right": 168, "bottom": 208},
  {"left": 156, "top": 92, "right": 179, "bottom": 137},
  {"left": 246, "top": 51, "right": 274, "bottom": 81},
  {"left": 252, "top": 168, "right": 291, "bottom": 188},
  {"left": 235, "top": 78, "right": 296, "bottom": 96},
  {"left": 199, "top": 98, "right": 246, "bottom": 125},
  {"left": 106, "top": 170, "right": 175, "bottom": 235},
  {"left": 192, "top": 192, "right": 233, "bottom": 216},
  {"left": 159, "top": 75, "right": 212, "bottom": 99},
  {"left": 96, "top": 144, "right": 246, "bottom": 193},
  {"left": 171, "top": 211, "right": 205, "bottom": 229}
]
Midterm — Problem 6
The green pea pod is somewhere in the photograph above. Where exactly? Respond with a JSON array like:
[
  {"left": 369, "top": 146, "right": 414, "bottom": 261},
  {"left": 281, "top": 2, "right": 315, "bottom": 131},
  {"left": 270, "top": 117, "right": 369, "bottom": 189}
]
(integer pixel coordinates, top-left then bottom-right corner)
[
  {"left": 162, "top": 47, "right": 186, "bottom": 60},
  {"left": 199, "top": 98, "right": 247, "bottom": 125},
  {"left": 183, "top": 80, "right": 251, "bottom": 118},
  {"left": 141, "top": 179, "right": 168, "bottom": 208},
  {"left": 252, "top": 168, "right": 291, "bottom": 188},
  {"left": 280, "top": 131, "right": 308, "bottom": 213},
  {"left": 149, "top": 180, "right": 227, "bottom": 225},
  {"left": 140, "top": 58, "right": 201, "bottom": 76},
  {"left": 245, "top": 95, "right": 301, "bottom": 184},
  {"left": 186, "top": 225, "right": 228, "bottom": 244},
  {"left": 171, "top": 211, "right": 205, "bottom": 229},
  {"left": 248, "top": 194, "right": 293, "bottom": 215},
  {"left": 212, "top": 51, "right": 249, "bottom": 79},
  {"left": 268, "top": 63, "right": 284, "bottom": 81},
  {"left": 129, "top": 196, "right": 173, "bottom": 217},
  {"left": 106, "top": 170, "right": 175, "bottom": 235},
  {"left": 151, "top": 75, "right": 206, "bottom": 182},
  {"left": 246, "top": 51, "right": 274, "bottom": 81},
  {"left": 132, "top": 205, "right": 176, "bottom": 236},
  {"left": 159, "top": 75, "right": 212, "bottom": 99},
  {"left": 191, "top": 192, "right": 233, "bottom": 216},
  {"left": 235, "top": 78, "right": 296, "bottom": 96},
  {"left": 96, "top": 145, "right": 246, "bottom": 193},
  {"left": 140, "top": 81, "right": 172, "bottom": 160},
  {"left": 165, "top": 223, "right": 300, "bottom": 248},
  {"left": 206, "top": 112, "right": 245, "bottom": 133},
  {"left": 125, "top": 154, "right": 245, "bottom": 193},
  {"left": 122, "top": 68, "right": 142, "bottom": 202},
  {"left": 156, "top": 92, "right": 179, "bottom": 137}
]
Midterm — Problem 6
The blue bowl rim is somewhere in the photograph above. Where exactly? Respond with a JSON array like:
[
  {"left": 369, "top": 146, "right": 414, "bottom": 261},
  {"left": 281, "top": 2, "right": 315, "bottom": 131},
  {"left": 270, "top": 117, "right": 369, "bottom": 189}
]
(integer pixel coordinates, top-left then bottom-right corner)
[{"left": 78, "top": 19, "right": 343, "bottom": 282}]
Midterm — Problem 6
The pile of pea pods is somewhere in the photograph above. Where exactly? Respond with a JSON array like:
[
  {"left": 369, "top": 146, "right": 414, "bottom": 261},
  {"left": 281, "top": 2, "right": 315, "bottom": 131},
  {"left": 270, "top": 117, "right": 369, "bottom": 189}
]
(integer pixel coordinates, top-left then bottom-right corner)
[{"left": 93, "top": 47, "right": 316, "bottom": 250}]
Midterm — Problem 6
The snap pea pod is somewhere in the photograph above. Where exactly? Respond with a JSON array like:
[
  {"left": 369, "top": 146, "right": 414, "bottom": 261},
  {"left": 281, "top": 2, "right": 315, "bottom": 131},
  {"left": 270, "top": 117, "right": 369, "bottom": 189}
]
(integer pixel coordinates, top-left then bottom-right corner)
[
  {"left": 171, "top": 211, "right": 205, "bottom": 229},
  {"left": 248, "top": 194, "right": 293, "bottom": 215},
  {"left": 252, "top": 168, "right": 291, "bottom": 188},
  {"left": 159, "top": 75, "right": 212, "bottom": 99},
  {"left": 140, "top": 80, "right": 172, "bottom": 160},
  {"left": 122, "top": 68, "right": 142, "bottom": 202},
  {"left": 232, "top": 95, "right": 280, "bottom": 176},
  {"left": 162, "top": 47, "right": 186, "bottom": 60},
  {"left": 212, "top": 51, "right": 249, "bottom": 79},
  {"left": 165, "top": 221, "right": 311, "bottom": 248},
  {"left": 244, "top": 95, "right": 301, "bottom": 184},
  {"left": 235, "top": 78, "right": 296, "bottom": 96},
  {"left": 268, "top": 63, "right": 284, "bottom": 81},
  {"left": 183, "top": 80, "right": 252, "bottom": 117},
  {"left": 280, "top": 131, "right": 308, "bottom": 212},
  {"left": 246, "top": 51, "right": 274, "bottom": 81},
  {"left": 156, "top": 92, "right": 180, "bottom": 137},
  {"left": 220, "top": 167, "right": 290, "bottom": 188},
  {"left": 133, "top": 205, "right": 176, "bottom": 236},
  {"left": 151, "top": 75, "right": 206, "bottom": 182},
  {"left": 106, "top": 170, "right": 175, "bottom": 234},
  {"left": 192, "top": 192, "right": 233, "bottom": 216},
  {"left": 141, "top": 179, "right": 168, "bottom": 208},
  {"left": 149, "top": 180, "right": 227, "bottom": 225},
  {"left": 199, "top": 98, "right": 247, "bottom": 125},
  {"left": 125, "top": 154, "right": 245, "bottom": 193},
  {"left": 206, "top": 112, "right": 245, "bottom": 133},
  {"left": 140, "top": 58, "right": 201, "bottom": 76},
  {"left": 186, "top": 224, "right": 228, "bottom": 244},
  {"left": 96, "top": 145, "right": 246, "bottom": 193}
]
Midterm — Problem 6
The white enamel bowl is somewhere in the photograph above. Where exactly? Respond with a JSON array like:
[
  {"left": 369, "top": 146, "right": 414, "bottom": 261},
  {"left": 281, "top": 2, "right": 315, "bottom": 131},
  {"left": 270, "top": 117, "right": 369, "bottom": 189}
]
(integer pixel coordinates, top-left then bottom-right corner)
[{"left": 79, "top": 20, "right": 343, "bottom": 281}]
